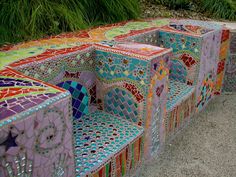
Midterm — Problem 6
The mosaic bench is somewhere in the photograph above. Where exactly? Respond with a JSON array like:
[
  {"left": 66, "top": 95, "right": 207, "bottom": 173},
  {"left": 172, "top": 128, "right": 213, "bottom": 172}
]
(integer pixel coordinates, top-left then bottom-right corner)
[{"left": 0, "top": 18, "right": 231, "bottom": 177}]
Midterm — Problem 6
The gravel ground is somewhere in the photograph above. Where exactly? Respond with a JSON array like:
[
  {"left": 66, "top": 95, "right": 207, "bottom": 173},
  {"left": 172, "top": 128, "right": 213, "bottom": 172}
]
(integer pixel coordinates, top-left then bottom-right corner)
[{"left": 140, "top": 93, "right": 236, "bottom": 177}]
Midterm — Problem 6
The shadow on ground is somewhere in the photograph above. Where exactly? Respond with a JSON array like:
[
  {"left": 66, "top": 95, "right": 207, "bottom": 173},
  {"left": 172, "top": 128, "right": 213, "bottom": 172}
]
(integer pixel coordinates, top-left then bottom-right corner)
[{"left": 140, "top": 93, "right": 236, "bottom": 177}]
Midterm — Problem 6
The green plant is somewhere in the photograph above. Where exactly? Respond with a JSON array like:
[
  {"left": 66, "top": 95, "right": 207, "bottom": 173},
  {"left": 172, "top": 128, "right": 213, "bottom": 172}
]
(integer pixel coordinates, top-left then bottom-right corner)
[
  {"left": 0, "top": 0, "right": 87, "bottom": 45},
  {"left": 0, "top": 0, "right": 140, "bottom": 46},
  {"left": 153, "top": 0, "right": 191, "bottom": 10},
  {"left": 199, "top": 0, "right": 236, "bottom": 20},
  {"left": 77, "top": 0, "right": 140, "bottom": 26}
]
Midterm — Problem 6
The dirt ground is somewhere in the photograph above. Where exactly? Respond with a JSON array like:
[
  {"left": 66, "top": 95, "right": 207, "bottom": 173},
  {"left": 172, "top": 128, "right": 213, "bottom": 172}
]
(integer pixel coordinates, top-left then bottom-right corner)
[{"left": 140, "top": 93, "right": 236, "bottom": 177}]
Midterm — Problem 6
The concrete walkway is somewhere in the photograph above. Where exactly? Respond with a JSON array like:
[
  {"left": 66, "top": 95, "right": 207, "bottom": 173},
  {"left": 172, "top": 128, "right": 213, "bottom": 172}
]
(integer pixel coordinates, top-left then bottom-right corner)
[{"left": 140, "top": 93, "right": 236, "bottom": 177}]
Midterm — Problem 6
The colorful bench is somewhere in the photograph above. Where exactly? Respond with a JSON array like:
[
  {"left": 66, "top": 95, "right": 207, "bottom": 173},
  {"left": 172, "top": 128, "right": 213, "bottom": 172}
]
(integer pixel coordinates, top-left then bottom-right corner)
[{"left": 0, "top": 18, "right": 231, "bottom": 177}]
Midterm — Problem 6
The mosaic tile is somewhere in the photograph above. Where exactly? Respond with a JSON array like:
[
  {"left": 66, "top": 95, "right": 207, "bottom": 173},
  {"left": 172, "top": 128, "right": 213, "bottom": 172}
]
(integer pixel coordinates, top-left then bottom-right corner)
[
  {"left": 95, "top": 50, "right": 149, "bottom": 86},
  {"left": 0, "top": 68, "right": 65, "bottom": 121},
  {"left": 158, "top": 30, "right": 201, "bottom": 56},
  {"left": 166, "top": 92, "right": 195, "bottom": 138},
  {"left": 73, "top": 111, "right": 144, "bottom": 177},
  {"left": 180, "top": 53, "right": 197, "bottom": 68},
  {"left": 13, "top": 47, "right": 96, "bottom": 84},
  {"left": 160, "top": 21, "right": 213, "bottom": 36},
  {"left": 104, "top": 21, "right": 153, "bottom": 40},
  {"left": 8, "top": 44, "right": 92, "bottom": 68},
  {"left": 196, "top": 72, "right": 215, "bottom": 110},
  {"left": 57, "top": 81, "right": 89, "bottom": 119},
  {"left": 169, "top": 59, "right": 187, "bottom": 83},
  {"left": 209, "top": 29, "right": 229, "bottom": 95},
  {"left": 167, "top": 79, "right": 195, "bottom": 111},
  {"left": 96, "top": 41, "right": 168, "bottom": 58},
  {"left": 104, "top": 87, "right": 139, "bottom": 123},
  {"left": 179, "top": 19, "right": 223, "bottom": 30},
  {"left": 116, "top": 29, "right": 159, "bottom": 46},
  {"left": 197, "top": 31, "right": 221, "bottom": 111},
  {"left": 158, "top": 30, "right": 201, "bottom": 85}
]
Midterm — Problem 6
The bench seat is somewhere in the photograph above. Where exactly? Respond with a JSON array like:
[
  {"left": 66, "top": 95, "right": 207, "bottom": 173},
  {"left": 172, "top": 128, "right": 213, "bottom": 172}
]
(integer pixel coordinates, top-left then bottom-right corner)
[
  {"left": 165, "top": 80, "right": 195, "bottom": 138},
  {"left": 167, "top": 79, "right": 195, "bottom": 111},
  {"left": 73, "top": 111, "right": 144, "bottom": 177}
]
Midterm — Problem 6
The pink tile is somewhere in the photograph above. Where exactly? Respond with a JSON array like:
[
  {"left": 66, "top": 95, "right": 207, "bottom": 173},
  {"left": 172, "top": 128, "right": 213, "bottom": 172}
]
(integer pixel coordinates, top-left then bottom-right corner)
[
  {"left": 24, "top": 137, "right": 34, "bottom": 149},
  {"left": 6, "top": 147, "right": 20, "bottom": 156},
  {"left": 26, "top": 150, "right": 34, "bottom": 160},
  {"left": 0, "top": 146, "right": 5, "bottom": 156},
  {"left": 14, "top": 120, "right": 25, "bottom": 131},
  {"left": 33, "top": 154, "right": 41, "bottom": 167}
]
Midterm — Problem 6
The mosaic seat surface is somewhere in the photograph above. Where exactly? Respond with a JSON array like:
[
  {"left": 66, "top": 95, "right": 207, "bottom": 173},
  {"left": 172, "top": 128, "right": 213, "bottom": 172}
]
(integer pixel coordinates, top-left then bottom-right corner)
[
  {"left": 73, "top": 111, "right": 144, "bottom": 177},
  {"left": 167, "top": 79, "right": 195, "bottom": 111}
]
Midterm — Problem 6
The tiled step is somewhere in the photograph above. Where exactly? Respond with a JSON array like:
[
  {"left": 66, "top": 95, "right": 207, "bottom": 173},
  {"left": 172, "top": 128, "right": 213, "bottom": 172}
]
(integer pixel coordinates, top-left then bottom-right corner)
[
  {"left": 72, "top": 111, "right": 144, "bottom": 177},
  {"left": 167, "top": 79, "right": 195, "bottom": 112}
]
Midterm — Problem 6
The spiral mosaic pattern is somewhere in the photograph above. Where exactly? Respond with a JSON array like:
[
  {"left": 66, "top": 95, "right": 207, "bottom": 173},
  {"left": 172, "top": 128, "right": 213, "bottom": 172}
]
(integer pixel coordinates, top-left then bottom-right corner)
[{"left": 35, "top": 107, "right": 66, "bottom": 154}]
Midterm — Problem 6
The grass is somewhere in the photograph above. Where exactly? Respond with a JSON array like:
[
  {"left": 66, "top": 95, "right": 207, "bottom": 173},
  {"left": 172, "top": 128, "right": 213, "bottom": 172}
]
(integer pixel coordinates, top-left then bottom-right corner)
[
  {"left": 199, "top": 0, "right": 236, "bottom": 21},
  {"left": 153, "top": 0, "right": 192, "bottom": 10},
  {"left": 0, "top": 0, "right": 140, "bottom": 46},
  {"left": 0, "top": 0, "right": 235, "bottom": 46},
  {"left": 152, "top": 0, "right": 236, "bottom": 20}
]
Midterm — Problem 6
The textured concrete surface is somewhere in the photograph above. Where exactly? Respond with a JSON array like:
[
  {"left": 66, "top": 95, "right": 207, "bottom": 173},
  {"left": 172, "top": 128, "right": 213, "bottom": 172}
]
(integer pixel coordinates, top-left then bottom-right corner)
[{"left": 140, "top": 93, "right": 236, "bottom": 177}]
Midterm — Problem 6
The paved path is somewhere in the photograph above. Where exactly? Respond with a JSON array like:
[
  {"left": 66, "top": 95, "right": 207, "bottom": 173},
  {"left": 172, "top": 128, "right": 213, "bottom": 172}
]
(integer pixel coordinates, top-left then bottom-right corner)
[{"left": 140, "top": 93, "right": 236, "bottom": 177}]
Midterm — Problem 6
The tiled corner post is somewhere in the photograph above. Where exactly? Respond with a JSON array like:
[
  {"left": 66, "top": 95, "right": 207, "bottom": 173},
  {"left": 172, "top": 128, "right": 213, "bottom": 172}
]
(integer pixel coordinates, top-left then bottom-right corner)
[
  {"left": 0, "top": 68, "right": 75, "bottom": 177},
  {"left": 158, "top": 25, "right": 223, "bottom": 113},
  {"left": 94, "top": 44, "right": 172, "bottom": 160},
  {"left": 122, "top": 23, "right": 225, "bottom": 137},
  {"left": 179, "top": 20, "right": 234, "bottom": 93},
  {"left": 196, "top": 29, "right": 222, "bottom": 111}
]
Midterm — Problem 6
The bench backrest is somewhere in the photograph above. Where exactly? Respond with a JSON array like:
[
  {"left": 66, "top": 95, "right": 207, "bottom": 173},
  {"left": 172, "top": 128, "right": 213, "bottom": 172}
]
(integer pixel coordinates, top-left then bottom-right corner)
[{"left": 11, "top": 45, "right": 97, "bottom": 119}]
